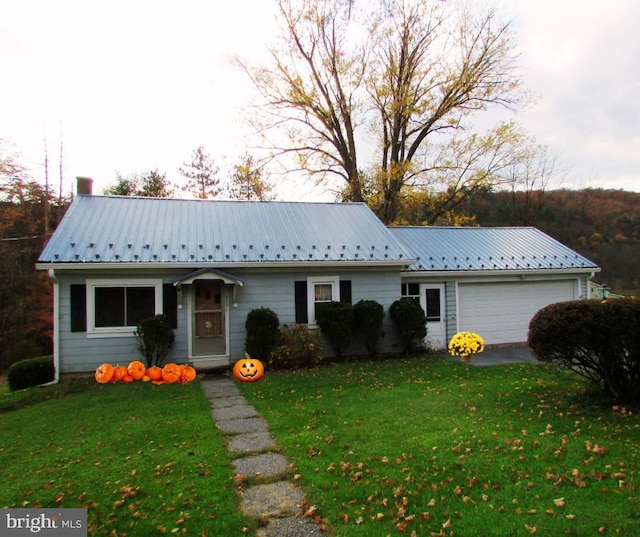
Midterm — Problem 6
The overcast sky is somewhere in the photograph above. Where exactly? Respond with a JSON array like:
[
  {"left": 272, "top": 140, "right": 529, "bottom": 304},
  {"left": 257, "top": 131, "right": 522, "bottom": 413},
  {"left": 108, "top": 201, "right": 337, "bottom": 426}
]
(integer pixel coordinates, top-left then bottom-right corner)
[{"left": 1, "top": 0, "right": 638, "bottom": 199}]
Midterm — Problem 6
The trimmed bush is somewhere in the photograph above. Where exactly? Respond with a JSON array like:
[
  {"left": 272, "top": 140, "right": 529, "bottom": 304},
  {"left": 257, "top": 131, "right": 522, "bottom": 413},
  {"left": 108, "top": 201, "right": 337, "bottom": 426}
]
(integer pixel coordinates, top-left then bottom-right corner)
[
  {"left": 8, "top": 356, "right": 55, "bottom": 391},
  {"left": 136, "top": 315, "right": 175, "bottom": 367},
  {"left": 353, "top": 299, "right": 385, "bottom": 359},
  {"left": 316, "top": 301, "right": 354, "bottom": 359},
  {"left": 528, "top": 298, "right": 640, "bottom": 403},
  {"left": 245, "top": 307, "right": 280, "bottom": 361},
  {"left": 268, "top": 324, "right": 323, "bottom": 370},
  {"left": 389, "top": 298, "right": 427, "bottom": 354}
]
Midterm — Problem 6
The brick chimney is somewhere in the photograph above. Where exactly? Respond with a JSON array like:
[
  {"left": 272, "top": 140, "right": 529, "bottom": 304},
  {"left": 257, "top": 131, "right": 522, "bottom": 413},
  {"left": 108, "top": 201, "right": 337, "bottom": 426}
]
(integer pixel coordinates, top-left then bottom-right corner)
[{"left": 76, "top": 177, "right": 93, "bottom": 196}]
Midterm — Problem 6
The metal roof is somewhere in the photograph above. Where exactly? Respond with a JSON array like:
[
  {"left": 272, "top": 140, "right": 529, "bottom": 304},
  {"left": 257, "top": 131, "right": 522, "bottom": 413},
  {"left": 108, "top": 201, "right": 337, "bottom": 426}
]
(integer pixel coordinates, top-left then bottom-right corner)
[
  {"left": 389, "top": 226, "right": 599, "bottom": 272},
  {"left": 38, "top": 196, "right": 413, "bottom": 267}
]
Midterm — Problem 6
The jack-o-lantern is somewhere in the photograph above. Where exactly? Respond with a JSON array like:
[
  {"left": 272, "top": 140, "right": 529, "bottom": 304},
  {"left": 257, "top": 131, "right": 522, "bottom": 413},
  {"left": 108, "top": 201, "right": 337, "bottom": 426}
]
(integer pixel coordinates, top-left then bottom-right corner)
[{"left": 232, "top": 358, "right": 265, "bottom": 382}]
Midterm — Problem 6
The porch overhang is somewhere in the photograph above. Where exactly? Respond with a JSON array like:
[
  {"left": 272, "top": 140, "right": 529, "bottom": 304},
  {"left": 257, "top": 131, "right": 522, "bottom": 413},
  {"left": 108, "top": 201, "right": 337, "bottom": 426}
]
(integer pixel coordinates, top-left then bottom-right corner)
[{"left": 173, "top": 267, "right": 244, "bottom": 287}]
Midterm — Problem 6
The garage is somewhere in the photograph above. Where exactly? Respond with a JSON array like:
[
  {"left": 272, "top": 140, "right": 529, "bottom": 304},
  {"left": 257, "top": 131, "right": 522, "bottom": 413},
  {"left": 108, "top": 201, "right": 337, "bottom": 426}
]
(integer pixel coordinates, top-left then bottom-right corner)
[{"left": 457, "top": 279, "right": 579, "bottom": 344}]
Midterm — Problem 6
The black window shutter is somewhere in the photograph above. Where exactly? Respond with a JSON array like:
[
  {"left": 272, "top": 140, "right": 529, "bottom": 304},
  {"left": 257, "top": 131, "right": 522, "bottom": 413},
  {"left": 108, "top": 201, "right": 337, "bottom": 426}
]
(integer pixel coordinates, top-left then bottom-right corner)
[
  {"left": 70, "top": 284, "right": 87, "bottom": 332},
  {"left": 340, "top": 280, "right": 352, "bottom": 304},
  {"left": 294, "top": 281, "right": 308, "bottom": 323},
  {"left": 163, "top": 284, "right": 178, "bottom": 329}
]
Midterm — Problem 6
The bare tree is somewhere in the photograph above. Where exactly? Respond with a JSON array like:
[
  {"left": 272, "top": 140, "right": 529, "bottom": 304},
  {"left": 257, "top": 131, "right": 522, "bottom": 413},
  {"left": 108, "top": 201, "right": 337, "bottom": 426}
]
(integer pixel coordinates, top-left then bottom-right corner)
[
  {"left": 502, "top": 141, "right": 565, "bottom": 226},
  {"left": 241, "top": 0, "right": 523, "bottom": 222},
  {"left": 239, "top": 0, "right": 368, "bottom": 200}
]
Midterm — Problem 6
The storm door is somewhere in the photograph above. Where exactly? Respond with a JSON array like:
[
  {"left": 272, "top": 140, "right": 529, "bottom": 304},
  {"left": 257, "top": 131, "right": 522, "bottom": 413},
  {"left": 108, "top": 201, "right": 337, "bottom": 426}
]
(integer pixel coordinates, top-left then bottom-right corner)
[
  {"left": 192, "top": 280, "right": 226, "bottom": 356},
  {"left": 420, "top": 283, "right": 446, "bottom": 350}
]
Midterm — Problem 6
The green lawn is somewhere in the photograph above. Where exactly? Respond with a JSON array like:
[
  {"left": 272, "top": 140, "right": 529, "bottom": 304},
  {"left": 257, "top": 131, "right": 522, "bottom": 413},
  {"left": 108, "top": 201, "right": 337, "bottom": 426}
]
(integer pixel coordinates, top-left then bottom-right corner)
[
  {"left": 2, "top": 358, "right": 639, "bottom": 536},
  {"left": 238, "top": 356, "right": 640, "bottom": 536},
  {"left": 0, "top": 378, "right": 254, "bottom": 536}
]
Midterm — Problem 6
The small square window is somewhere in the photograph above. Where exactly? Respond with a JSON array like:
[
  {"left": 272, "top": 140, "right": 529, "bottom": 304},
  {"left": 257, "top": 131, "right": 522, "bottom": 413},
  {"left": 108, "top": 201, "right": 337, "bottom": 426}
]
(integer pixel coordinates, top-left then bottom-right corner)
[{"left": 307, "top": 276, "right": 339, "bottom": 325}]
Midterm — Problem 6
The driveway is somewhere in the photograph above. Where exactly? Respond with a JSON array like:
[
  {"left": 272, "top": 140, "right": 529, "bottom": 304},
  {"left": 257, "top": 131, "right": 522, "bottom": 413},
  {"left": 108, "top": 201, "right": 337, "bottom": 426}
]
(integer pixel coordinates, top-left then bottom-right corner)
[{"left": 445, "top": 344, "right": 537, "bottom": 366}]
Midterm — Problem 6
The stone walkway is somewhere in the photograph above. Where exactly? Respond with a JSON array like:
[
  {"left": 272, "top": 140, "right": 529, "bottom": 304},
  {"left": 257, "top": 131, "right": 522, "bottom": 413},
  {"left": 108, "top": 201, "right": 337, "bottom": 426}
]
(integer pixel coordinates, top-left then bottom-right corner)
[{"left": 201, "top": 375, "right": 327, "bottom": 537}]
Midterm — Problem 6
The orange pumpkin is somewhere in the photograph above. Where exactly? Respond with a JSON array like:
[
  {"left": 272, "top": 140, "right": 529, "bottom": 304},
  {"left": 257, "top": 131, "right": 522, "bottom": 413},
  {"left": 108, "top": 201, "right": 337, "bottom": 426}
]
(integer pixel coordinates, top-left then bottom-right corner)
[
  {"left": 146, "top": 366, "right": 163, "bottom": 381},
  {"left": 111, "top": 365, "right": 128, "bottom": 383},
  {"left": 162, "top": 363, "right": 181, "bottom": 384},
  {"left": 181, "top": 365, "right": 197, "bottom": 383},
  {"left": 122, "top": 374, "right": 134, "bottom": 384},
  {"left": 142, "top": 375, "right": 151, "bottom": 382},
  {"left": 95, "top": 363, "right": 114, "bottom": 384},
  {"left": 127, "top": 360, "right": 146, "bottom": 381},
  {"left": 232, "top": 358, "right": 265, "bottom": 382}
]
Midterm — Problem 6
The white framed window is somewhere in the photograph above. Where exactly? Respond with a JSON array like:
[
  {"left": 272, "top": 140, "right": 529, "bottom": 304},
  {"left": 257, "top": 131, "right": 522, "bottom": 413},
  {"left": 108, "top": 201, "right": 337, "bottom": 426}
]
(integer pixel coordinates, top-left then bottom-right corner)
[
  {"left": 307, "top": 276, "right": 339, "bottom": 326},
  {"left": 87, "top": 279, "right": 162, "bottom": 336},
  {"left": 401, "top": 282, "right": 420, "bottom": 301}
]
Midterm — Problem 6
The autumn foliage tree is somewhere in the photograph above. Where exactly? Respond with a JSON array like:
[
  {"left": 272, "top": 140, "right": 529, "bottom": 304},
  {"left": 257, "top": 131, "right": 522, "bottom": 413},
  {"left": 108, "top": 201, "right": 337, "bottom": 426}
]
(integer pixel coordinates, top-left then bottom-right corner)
[
  {"left": 226, "top": 153, "right": 274, "bottom": 201},
  {"left": 103, "top": 169, "right": 176, "bottom": 198},
  {"left": 241, "top": 0, "right": 524, "bottom": 223},
  {"left": 0, "top": 143, "right": 65, "bottom": 368}
]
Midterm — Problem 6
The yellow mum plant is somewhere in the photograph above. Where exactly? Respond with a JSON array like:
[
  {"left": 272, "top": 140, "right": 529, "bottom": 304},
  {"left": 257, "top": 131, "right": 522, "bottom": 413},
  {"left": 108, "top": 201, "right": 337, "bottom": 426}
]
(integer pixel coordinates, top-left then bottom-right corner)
[{"left": 448, "top": 331, "right": 485, "bottom": 361}]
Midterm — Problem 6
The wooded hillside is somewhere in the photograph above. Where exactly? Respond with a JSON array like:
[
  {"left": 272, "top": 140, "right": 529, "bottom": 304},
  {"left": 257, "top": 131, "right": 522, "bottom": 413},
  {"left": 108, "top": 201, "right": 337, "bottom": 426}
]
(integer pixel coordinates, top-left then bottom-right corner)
[
  {"left": 465, "top": 188, "right": 640, "bottom": 293},
  {"left": 0, "top": 187, "right": 637, "bottom": 371}
]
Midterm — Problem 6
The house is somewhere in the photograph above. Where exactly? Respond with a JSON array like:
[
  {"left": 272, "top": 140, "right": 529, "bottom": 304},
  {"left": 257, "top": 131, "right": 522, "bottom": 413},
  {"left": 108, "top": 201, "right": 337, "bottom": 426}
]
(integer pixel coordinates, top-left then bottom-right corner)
[
  {"left": 389, "top": 226, "right": 599, "bottom": 350},
  {"left": 36, "top": 181, "right": 599, "bottom": 377},
  {"left": 36, "top": 187, "right": 413, "bottom": 377}
]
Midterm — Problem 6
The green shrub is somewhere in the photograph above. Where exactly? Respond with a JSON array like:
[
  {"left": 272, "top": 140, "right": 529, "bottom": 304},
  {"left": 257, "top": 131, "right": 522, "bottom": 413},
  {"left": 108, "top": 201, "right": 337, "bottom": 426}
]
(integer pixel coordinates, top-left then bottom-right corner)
[
  {"left": 245, "top": 307, "right": 280, "bottom": 361},
  {"left": 7, "top": 356, "right": 55, "bottom": 391},
  {"left": 268, "top": 324, "right": 323, "bottom": 370},
  {"left": 353, "top": 299, "right": 385, "bottom": 358},
  {"left": 389, "top": 298, "right": 427, "bottom": 354},
  {"left": 528, "top": 298, "right": 640, "bottom": 403},
  {"left": 135, "top": 315, "right": 175, "bottom": 367},
  {"left": 316, "top": 301, "right": 354, "bottom": 359}
]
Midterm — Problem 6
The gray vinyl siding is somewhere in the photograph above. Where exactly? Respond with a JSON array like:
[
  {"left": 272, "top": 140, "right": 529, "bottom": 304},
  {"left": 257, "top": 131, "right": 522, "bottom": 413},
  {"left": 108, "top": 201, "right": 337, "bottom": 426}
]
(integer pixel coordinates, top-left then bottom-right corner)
[
  {"left": 579, "top": 276, "right": 590, "bottom": 299},
  {"left": 445, "top": 281, "right": 457, "bottom": 344},
  {"left": 56, "top": 271, "right": 187, "bottom": 373},
  {"left": 228, "top": 267, "right": 402, "bottom": 358},
  {"left": 55, "top": 267, "right": 403, "bottom": 372}
]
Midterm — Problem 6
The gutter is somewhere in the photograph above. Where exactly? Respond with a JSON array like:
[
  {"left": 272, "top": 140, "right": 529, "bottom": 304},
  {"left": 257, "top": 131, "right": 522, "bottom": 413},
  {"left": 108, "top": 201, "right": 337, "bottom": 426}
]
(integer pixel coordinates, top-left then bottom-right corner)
[
  {"left": 401, "top": 266, "right": 601, "bottom": 280},
  {"left": 35, "top": 259, "right": 415, "bottom": 271}
]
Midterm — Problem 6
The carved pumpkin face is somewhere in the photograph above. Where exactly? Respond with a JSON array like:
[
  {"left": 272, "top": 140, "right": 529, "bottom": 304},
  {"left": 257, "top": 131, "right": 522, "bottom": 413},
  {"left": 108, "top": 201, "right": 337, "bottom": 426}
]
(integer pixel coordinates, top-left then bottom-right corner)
[{"left": 233, "top": 358, "right": 265, "bottom": 382}]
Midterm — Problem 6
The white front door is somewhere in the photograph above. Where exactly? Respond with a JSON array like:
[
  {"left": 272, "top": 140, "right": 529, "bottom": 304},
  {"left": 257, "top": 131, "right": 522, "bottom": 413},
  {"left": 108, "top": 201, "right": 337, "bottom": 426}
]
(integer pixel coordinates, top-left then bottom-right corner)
[{"left": 420, "top": 283, "right": 446, "bottom": 350}]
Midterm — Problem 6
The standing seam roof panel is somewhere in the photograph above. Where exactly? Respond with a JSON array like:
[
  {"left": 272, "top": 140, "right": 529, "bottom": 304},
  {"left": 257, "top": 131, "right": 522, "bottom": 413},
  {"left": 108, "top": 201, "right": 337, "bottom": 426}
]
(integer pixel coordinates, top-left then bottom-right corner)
[{"left": 38, "top": 196, "right": 413, "bottom": 265}]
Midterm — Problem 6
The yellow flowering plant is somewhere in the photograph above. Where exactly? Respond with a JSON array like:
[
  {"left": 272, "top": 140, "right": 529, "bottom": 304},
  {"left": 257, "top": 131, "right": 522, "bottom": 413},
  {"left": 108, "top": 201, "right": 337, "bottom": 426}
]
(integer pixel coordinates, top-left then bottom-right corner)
[{"left": 448, "top": 331, "right": 485, "bottom": 361}]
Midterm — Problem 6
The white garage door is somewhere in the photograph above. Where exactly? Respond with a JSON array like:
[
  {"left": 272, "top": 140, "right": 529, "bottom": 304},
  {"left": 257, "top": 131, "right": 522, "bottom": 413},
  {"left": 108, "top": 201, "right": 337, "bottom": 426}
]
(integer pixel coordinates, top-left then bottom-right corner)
[{"left": 458, "top": 280, "right": 577, "bottom": 344}]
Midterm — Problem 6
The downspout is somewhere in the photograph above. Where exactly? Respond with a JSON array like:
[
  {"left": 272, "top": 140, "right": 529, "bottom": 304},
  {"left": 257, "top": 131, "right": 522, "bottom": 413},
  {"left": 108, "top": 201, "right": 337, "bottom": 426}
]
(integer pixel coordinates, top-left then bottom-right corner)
[{"left": 45, "top": 269, "right": 61, "bottom": 384}]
